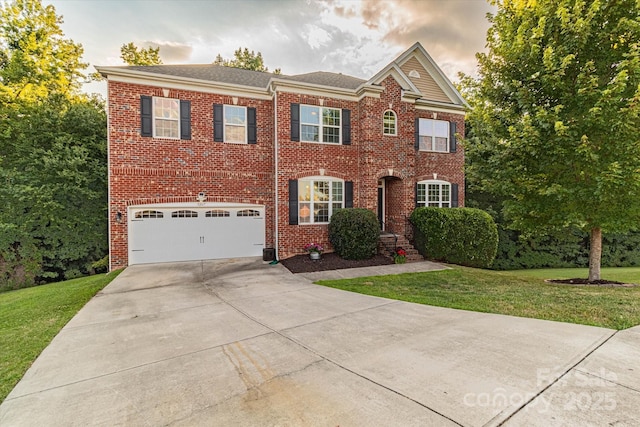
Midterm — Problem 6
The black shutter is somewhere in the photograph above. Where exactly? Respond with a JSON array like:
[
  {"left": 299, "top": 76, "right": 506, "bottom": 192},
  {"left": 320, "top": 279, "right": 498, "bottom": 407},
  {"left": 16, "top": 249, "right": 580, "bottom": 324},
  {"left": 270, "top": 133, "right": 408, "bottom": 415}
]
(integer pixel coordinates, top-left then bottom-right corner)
[
  {"left": 415, "top": 183, "right": 419, "bottom": 208},
  {"left": 345, "top": 181, "right": 353, "bottom": 208},
  {"left": 180, "top": 100, "right": 191, "bottom": 140},
  {"left": 140, "top": 95, "right": 152, "bottom": 137},
  {"left": 247, "top": 107, "right": 257, "bottom": 144},
  {"left": 451, "top": 183, "right": 459, "bottom": 207},
  {"left": 290, "top": 103, "right": 300, "bottom": 142},
  {"left": 449, "top": 121, "right": 457, "bottom": 153},
  {"left": 414, "top": 118, "right": 420, "bottom": 150},
  {"left": 288, "top": 180, "right": 298, "bottom": 225},
  {"left": 213, "top": 104, "right": 223, "bottom": 142},
  {"left": 342, "top": 109, "right": 351, "bottom": 145}
]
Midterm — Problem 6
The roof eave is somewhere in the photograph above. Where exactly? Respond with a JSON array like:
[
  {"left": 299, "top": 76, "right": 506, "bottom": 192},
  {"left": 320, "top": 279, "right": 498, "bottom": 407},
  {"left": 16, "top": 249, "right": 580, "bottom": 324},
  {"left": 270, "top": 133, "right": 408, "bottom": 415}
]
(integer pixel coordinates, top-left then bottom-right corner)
[
  {"left": 415, "top": 98, "right": 467, "bottom": 113},
  {"left": 269, "top": 77, "right": 360, "bottom": 97},
  {"left": 95, "top": 66, "right": 271, "bottom": 98}
]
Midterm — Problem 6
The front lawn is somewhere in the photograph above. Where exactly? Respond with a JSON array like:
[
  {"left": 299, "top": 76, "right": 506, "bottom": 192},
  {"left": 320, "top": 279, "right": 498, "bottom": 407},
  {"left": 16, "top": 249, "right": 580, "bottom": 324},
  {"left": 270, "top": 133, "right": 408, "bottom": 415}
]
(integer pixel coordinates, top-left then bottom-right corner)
[
  {"left": 316, "top": 266, "right": 640, "bottom": 330},
  {"left": 0, "top": 271, "right": 122, "bottom": 403}
]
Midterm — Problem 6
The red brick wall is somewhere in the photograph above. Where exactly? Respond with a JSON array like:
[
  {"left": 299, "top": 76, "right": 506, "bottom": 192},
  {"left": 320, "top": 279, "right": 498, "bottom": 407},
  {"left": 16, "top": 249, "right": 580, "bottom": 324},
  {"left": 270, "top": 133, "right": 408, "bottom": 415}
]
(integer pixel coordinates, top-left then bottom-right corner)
[
  {"left": 107, "top": 76, "right": 465, "bottom": 268},
  {"left": 108, "top": 81, "right": 275, "bottom": 269}
]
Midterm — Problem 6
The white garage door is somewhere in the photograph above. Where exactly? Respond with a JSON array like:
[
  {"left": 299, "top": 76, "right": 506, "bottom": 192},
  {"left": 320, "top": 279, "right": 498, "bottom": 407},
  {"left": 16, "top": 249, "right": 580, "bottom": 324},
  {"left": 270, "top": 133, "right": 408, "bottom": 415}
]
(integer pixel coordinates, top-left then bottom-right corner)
[{"left": 128, "top": 204, "right": 265, "bottom": 265}]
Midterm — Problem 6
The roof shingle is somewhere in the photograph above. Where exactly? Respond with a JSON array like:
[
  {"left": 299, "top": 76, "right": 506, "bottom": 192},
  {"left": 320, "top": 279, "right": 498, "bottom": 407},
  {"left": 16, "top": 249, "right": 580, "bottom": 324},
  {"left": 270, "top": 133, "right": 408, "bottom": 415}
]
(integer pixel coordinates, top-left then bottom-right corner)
[{"left": 109, "top": 64, "right": 366, "bottom": 91}]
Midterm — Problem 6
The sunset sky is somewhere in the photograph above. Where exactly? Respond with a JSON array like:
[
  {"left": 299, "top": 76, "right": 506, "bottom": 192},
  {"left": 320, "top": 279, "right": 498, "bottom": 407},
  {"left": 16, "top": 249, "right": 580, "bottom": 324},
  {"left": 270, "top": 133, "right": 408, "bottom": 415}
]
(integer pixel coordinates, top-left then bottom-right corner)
[{"left": 48, "top": 0, "right": 496, "bottom": 95}]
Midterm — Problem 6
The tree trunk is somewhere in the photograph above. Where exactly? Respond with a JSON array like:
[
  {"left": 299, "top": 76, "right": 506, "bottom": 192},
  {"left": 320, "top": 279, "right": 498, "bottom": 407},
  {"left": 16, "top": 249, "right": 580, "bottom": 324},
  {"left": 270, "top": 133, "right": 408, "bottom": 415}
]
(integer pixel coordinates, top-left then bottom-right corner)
[{"left": 588, "top": 228, "right": 602, "bottom": 282}]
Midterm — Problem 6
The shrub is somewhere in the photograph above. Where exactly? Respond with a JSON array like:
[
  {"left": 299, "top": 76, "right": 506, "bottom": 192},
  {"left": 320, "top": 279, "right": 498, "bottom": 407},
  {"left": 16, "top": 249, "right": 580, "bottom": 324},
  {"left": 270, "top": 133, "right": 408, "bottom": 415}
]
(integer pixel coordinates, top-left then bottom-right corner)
[
  {"left": 329, "top": 208, "right": 379, "bottom": 260},
  {"left": 466, "top": 189, "right": 640, "bottom": 269},
  {"left": 91, "top": 255, "right": 109, "bottom": 273},
  {"left": 411, "top": 207, "right": 498, "bottom": 268}
]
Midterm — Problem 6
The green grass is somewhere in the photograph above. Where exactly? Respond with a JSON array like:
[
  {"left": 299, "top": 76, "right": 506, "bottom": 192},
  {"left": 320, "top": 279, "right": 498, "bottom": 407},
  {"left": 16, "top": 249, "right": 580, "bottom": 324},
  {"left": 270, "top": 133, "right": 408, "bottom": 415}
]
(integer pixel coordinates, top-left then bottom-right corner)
[
  {"left": 317, "top": 266, "right": 640, "bottom": 331},
  {"left": 513, "top": 267, "right": 640, "bottom": 284},
  {"left": 0, "top": 271, "right": 122, "bottom": 403}
]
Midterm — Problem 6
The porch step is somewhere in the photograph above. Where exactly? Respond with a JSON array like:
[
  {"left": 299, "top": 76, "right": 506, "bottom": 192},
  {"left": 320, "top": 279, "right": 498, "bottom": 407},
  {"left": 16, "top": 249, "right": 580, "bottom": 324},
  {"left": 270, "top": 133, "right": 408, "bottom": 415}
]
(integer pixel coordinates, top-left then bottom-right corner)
[{"left": 378, "top": 233, "right": 424, "bottom": 262}]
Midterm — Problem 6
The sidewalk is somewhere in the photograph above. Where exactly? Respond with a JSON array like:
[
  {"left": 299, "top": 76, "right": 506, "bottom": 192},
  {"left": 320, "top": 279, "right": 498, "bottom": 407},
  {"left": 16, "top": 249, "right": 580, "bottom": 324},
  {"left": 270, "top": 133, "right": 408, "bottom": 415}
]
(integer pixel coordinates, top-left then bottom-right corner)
[{"left": 297, "top": 259, "right": 448, "bottom": 281}]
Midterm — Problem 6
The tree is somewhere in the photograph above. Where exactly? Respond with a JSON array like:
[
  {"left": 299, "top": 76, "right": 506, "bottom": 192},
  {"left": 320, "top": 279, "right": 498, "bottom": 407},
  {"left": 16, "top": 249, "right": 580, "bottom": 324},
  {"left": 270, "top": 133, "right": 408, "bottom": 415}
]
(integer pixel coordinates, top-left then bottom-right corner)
[
  {"left": 214, "top": 47, "right": 281, "bottom": 74},
  {"left": 120, "top": 42, "right": 162, "bottom": 66},
  {"left": 0, "top": 0, "right": 86, "bottom": 101},
  {"left": 0, "top": 0, "right": 107, "bottom": 288},
  {"left": 463, "top": 0, "right": 640, "bottom": 281}
]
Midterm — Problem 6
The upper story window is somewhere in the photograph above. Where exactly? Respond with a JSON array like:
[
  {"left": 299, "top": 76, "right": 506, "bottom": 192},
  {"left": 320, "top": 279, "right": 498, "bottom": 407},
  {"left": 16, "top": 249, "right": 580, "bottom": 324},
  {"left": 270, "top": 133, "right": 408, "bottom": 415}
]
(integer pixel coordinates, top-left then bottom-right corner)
[
  {"left": 154, "top": 97, "right": 180, "bottom": 139},
  {"left": 140, "top": 95, "right": 191, "bottom": 140},
  {"left": 417, "top": 180, "right": 451, "bottom": 208},
  {"left": 291, "top": 103, "right": 351, "bottom": 145},
  {"left": 224, "top": 105, "right": 247, "bottom": 143},
  {"left": 418, "top": 119, "right": 450, "bottom": 152},
  {"left": 301, "top": 105, "right": 341, "bottom": 144},
  {"left": 213, "top": 104, "right": 257, "bottom": 144},
  {"left": 298, "top": 177, "right": 344, "bottom": 224},
  {"left": 383, "top": 110, "right": 397, "bottom": 136}
]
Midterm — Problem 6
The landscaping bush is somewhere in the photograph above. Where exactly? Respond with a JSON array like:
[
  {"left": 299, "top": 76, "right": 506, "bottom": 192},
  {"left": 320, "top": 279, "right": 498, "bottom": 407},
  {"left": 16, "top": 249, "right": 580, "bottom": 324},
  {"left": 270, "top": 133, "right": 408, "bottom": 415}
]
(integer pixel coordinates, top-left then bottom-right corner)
[
  {"left": 466, "top": 185, "right": 640, "bottom": 270},
  {"left": 90, "top": 255, "right": 109, "bottom": 274},
  {"left": 328, "top": 208, "right": 379, "bottom": 260},
  {"left": 411, "top": 207, "right": 498, "bottom": 268}
]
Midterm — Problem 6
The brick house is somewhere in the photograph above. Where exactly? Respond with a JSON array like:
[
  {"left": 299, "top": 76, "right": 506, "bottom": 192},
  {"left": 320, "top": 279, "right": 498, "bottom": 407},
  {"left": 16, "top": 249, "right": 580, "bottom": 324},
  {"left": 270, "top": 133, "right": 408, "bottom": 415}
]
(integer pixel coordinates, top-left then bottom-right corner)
[{"left": 97, "top": 42, "right": 466, "bottom": 270}]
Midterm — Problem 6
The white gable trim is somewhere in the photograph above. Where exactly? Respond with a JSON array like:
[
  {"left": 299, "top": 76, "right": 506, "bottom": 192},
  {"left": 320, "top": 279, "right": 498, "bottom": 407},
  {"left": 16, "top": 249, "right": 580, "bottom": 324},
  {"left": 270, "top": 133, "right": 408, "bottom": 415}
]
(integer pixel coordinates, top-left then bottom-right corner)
[
  {"left": 364, "top": 63, "right": 421, "bottom": 94},
  {"left": 369, "top": 42, "right": 468, "bottom": 108}
]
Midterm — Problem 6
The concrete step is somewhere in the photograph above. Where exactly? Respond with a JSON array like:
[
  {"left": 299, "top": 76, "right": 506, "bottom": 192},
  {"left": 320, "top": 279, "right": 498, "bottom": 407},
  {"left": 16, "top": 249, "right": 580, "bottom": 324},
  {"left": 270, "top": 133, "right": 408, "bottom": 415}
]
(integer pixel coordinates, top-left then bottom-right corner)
[{"left": 378, "top": 233, "right": 424, "bottom": 263}]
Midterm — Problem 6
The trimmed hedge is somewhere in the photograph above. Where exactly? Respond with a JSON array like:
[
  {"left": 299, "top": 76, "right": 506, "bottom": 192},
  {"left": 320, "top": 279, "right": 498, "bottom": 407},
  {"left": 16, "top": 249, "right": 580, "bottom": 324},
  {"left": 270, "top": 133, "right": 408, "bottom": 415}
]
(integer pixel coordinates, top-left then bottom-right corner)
[
  {"left": 411, "top": 207, "right": 498, "bottom": 268},
  {"left": 465, "top": 189, "right": 640, "bottom": 270},
  {"left": 491, "top": 227, "right": 640, "bottom": 270},
  {"left": 329, "top": 208, "right": 379, "bottom": 260}
]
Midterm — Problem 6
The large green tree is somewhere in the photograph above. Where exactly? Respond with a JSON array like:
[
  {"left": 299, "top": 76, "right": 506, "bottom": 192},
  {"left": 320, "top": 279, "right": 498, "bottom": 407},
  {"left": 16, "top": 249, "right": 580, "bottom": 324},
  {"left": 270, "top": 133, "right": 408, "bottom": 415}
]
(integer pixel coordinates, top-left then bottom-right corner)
[
  {"left": 214, "top": 47, "right": 281, "bottom": 74},
  {"left": 0, "top": 0, "right": 107, "bottom": 288},
  {"left": 464, "top": 0, "right": 640, "bottom": 281},
  {"left": 0, "top": 0, "right": 85, "bottom": 101},
  {"left": 120, "top": 42, "right": 162, "bottom": 66}
]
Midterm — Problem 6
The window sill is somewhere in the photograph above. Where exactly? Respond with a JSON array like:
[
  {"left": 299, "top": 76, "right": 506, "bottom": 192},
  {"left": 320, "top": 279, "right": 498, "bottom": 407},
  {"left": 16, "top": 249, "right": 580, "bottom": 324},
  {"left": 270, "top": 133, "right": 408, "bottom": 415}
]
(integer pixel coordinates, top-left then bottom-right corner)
[{"left": 300, "top": 140, "right": 341, "bottom": 145}]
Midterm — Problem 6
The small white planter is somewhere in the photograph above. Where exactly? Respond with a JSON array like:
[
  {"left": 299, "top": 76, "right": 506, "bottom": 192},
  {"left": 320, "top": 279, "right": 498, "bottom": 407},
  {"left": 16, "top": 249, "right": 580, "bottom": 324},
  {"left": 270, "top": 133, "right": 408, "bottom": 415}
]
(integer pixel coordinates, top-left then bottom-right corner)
[{"left": 309, "top": 252, "right": 321, "bottom": 260}]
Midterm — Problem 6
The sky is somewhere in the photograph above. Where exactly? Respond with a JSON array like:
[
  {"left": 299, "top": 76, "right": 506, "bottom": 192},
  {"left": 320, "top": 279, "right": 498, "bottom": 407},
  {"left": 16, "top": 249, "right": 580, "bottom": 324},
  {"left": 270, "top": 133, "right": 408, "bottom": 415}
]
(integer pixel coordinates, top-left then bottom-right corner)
[{"left": 47, "top": 0, "right": 496, "bottom": 96}]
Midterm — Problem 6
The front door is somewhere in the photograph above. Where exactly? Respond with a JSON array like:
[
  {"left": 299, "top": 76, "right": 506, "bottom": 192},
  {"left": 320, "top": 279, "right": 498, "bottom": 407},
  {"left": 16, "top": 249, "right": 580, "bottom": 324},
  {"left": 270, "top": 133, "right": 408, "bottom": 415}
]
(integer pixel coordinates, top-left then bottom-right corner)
[{"left": 377, "top": 180, "right": 385, "bottom": 230}]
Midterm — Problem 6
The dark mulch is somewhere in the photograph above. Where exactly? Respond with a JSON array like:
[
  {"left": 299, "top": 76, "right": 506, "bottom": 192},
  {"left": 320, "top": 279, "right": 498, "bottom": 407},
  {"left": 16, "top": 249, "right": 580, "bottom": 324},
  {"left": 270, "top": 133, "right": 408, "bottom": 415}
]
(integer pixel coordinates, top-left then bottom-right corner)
[
  {"left": 280, "top": 252, "right": 393, "bottom": 274},
  {"left": 546, "top": 278, "right": 636, "bottom": 287}
]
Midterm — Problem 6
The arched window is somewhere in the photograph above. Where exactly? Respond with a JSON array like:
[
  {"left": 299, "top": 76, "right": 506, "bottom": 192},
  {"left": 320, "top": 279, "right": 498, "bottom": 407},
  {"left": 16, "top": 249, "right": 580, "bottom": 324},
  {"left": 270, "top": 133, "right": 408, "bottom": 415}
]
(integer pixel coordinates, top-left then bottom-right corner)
[
  {"left": 171, "top": 210, "right": 198, "bottom": 218},
  {"left": 134, "top": 210, "right": 164, "bottom": 219},
  {"left": 205, "top": 210, "right": 230, "bottom": 217},
  {"left": 383, "top": 110, "right": 397, "bottom": 136},
  {"left": 298, "top": 177, "right": 344, "bottom": 224},
  {"left": 417, "top": 180, "right": 451, "bottom": 208},
  {"left": 237, "top": 209, "right": 260, "bottom": 217}
]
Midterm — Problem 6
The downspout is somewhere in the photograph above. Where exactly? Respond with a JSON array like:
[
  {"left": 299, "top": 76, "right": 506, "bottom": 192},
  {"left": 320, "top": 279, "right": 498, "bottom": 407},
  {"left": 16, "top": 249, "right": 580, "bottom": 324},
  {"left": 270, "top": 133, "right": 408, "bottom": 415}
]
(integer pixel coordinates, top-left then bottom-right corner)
[
  {"left": 273, "top": 87, "right": 279, "bottom": 262},
  {"left": 105, "top": 79, "right": 113, "bottom": 272}
]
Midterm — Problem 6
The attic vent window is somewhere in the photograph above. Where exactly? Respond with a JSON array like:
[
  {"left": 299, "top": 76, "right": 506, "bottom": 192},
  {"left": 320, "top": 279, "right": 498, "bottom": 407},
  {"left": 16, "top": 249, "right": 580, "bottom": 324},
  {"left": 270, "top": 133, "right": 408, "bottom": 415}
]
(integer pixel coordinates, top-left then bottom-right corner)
[{"left": 409, "top": 70, "right": 421, "bottom": 78}]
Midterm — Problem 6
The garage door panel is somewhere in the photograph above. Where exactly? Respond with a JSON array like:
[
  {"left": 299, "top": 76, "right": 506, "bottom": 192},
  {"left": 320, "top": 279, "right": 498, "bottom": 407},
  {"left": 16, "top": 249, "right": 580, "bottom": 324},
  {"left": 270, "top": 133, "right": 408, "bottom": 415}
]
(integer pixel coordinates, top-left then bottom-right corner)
[{"left": 129, "top": 205, "right": 265, "bottom": 265}]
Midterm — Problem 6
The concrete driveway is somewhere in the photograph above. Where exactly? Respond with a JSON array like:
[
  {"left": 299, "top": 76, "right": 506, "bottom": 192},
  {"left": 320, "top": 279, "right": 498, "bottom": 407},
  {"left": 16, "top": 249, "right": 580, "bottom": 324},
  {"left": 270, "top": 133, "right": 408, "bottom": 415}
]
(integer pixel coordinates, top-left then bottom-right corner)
[{"left": 1, "top": 258, "right": 638, "bottom": 426}]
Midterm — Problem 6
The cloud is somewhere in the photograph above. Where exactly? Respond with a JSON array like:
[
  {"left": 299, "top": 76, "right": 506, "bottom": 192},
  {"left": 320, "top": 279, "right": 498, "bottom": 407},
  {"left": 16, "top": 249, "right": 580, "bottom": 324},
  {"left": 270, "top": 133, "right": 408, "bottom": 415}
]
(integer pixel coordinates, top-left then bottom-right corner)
[
  {"left": 142, "top": 41, "right": 193, "bottom": 63},
  {"left": 321, "top": 0, "right": 495, "bottom": 79}
]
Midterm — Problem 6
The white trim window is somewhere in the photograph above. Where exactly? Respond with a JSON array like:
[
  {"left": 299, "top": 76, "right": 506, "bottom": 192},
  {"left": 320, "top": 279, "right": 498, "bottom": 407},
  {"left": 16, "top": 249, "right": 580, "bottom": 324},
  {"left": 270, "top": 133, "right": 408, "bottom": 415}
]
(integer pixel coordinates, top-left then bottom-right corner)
[
  {"left": 417, "top": 180, "right": 451, "bottom": 207},
  {"left": 418, "top": 118, "right": 449, "bottom": 152},
  {"left": 301, "top": 105, "right": 341, "bottom": 144},
  {"left": 298, "top": 177, "right": 344, "bottom": 224},
  {"left": 224, "top": 105, "right": 247, "bottom": 143},
  {"left": 153, "top": 97, "right": 180, "bottom": 139},
  {"left": 383, "top": 110, "right": 397, "bottom": 136}
]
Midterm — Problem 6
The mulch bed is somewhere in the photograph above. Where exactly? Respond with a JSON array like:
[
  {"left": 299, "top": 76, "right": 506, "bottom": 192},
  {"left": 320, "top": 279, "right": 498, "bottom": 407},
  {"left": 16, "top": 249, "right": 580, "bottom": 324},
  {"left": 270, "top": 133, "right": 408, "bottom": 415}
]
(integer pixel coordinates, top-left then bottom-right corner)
[
  {"left": 546, "top": 278, "right": 637, "bottom": 287},
  {"left": 280, "top": 252, "right": 393, "bottom": 274}
]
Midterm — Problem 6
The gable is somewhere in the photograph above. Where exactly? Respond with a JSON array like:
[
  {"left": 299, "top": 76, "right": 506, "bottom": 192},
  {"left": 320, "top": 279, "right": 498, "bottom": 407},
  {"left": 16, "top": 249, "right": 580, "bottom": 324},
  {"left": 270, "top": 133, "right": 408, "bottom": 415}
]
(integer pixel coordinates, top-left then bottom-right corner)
[{"left": 400, "top": 57, "right": 451, "bottom": 104}]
